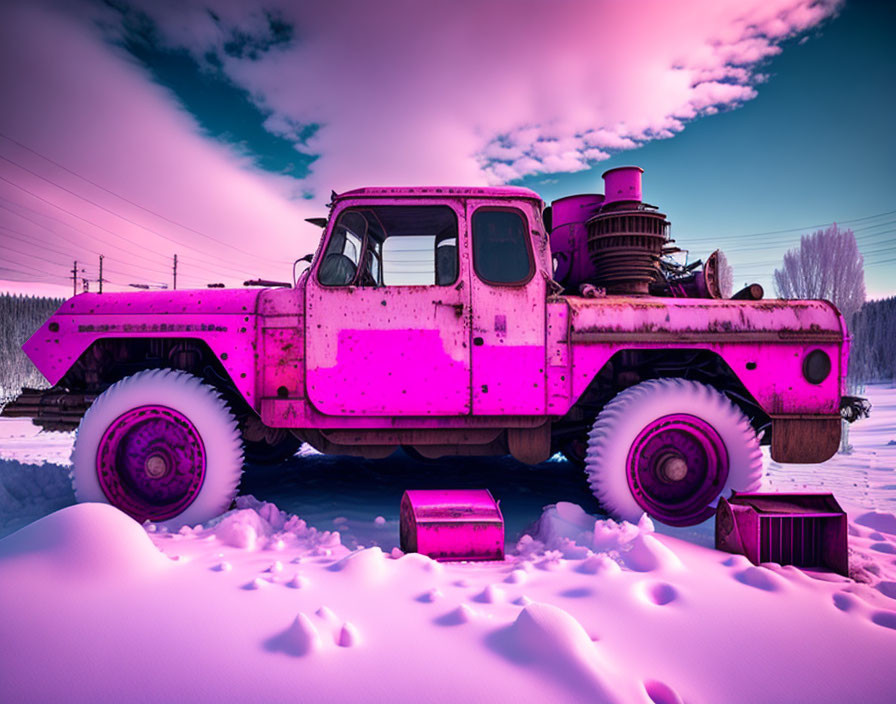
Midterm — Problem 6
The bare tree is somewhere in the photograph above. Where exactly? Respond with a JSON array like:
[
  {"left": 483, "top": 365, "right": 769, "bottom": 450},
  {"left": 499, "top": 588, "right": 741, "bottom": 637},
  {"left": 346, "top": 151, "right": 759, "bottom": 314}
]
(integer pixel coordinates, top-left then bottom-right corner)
[
  {"left": 774, "top": 224, "right": 866, "bottom": 453},
  {"left": 773, "top": 223, "right": 866, "bottom": 322}
]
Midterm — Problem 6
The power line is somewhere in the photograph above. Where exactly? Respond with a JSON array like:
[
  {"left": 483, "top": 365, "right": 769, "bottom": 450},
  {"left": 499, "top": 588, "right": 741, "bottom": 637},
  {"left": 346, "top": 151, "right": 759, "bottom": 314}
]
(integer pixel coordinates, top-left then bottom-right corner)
[
  {"left": 706, "top": 225, "right": 896, "bottom": 256},
  {"left": 0, "top": 198, "right": 175, "bottom": 271},
  {"left": 702, "top": 208, "right": 896, "bottom": 241},
  {"left": 0, "top": 137, "right": 288, "bottom": 264},
  {"left": 0, "top": 221, "right": 174, "bottom": 279},
  {"left": 0, "top": 208, "right": 252, "bottom": 284},
  {"left": 0, "top": 176, "right": 260, "bottom": 281}
]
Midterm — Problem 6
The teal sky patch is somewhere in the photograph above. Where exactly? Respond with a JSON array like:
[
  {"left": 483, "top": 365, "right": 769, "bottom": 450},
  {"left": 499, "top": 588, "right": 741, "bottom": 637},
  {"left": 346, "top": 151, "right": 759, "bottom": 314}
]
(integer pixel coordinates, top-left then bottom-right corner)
[{"left": 103, "top": 2, "right": 317, "bottom": 181}]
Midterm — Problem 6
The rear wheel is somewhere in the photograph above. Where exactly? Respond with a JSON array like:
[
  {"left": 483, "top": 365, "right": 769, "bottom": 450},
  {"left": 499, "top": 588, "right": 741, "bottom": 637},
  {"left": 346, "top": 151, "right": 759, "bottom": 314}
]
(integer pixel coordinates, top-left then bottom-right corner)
[
  {"left": 71, "top": 369, "right": 244, "bottom": 529},
  {"left": 585, "top": 378, "right": 762, "bottom": 526}
]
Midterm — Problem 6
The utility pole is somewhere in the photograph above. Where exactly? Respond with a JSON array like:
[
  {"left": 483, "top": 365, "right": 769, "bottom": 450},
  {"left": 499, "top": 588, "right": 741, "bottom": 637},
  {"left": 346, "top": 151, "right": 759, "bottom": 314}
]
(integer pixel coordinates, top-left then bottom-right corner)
[
  {"left": 173, "top": 254, "right": 178, "bottom": 291},
  {"left": 71, "top": 260, "right": 78, "bottom": 296},
  {"left": 98, "top": 255, "right": 104, "bottom": 294}
]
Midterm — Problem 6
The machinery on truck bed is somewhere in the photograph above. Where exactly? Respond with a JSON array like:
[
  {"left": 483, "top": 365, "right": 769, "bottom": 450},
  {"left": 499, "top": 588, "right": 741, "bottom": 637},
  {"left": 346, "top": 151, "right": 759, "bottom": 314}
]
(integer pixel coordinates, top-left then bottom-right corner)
[{"left": 2, "top": 166, "right": 864, "bottom": 529}]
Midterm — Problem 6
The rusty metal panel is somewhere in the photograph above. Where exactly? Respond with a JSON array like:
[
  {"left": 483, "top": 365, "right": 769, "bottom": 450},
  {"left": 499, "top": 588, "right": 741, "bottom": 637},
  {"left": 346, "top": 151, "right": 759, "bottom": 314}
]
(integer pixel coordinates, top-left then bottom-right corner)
[
  {"left": 566, "top": 296, "right": 843, "bottom": 337},
  {"left": 321, "top": 428, "right": 501, "bottom": 446},
  {"left": 260, "top": 328, "right": 303, "bottom": 399},
  {"left": 23, "top": 289, "right": 260, "bottom": 407},
  {"left": 771, "top": 416, "right": 841, "bottom": 463},
  {"left": 259, "top": 397, "right": 545, "bottom": 430},
  {"left": 565, "top": 296, "right": 844, "bottom": 416},
  {"left": 258, "top": 287, "right": 303, "bottom": 316}
]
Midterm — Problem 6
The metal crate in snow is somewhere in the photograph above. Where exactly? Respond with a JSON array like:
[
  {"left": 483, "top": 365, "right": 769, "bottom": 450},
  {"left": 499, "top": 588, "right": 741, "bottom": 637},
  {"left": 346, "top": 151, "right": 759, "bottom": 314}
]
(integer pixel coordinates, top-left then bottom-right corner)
[{"left": 715, "top": 492, "right": 848, "bottom": 575}]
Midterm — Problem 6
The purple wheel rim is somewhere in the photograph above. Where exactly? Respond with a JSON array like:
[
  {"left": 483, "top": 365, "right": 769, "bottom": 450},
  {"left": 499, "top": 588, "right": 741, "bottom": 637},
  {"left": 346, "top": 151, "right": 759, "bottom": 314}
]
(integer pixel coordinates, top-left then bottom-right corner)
[
  {"left": 96, "top": 405, "right": 207, "bottom": 522},
  {"left": 626, "top": 414, "right": 728, "bottom": 526}
]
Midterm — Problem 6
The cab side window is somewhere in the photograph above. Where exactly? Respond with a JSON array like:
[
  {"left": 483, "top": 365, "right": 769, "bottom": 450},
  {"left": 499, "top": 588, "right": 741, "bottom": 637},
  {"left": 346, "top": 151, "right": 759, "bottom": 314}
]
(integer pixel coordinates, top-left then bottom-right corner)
[
  {"left": 472, "top": 209, "right": 533, "bottom": 285},
  {"left": 318, "top": 211, "right": 367, "bottom": 286},
  {"left": 318, "top": 206, "right": 458, "bottom": 287}
]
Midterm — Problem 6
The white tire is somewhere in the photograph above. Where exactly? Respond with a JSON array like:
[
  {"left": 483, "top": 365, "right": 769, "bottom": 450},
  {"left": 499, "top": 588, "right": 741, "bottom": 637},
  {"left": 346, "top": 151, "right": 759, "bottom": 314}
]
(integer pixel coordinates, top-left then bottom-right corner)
[
  {"left": 586, "top": 378, "right": 762, "bottom": 526},
  {"left": 71, "top": 369, "right": 244, "bottom": 529}
]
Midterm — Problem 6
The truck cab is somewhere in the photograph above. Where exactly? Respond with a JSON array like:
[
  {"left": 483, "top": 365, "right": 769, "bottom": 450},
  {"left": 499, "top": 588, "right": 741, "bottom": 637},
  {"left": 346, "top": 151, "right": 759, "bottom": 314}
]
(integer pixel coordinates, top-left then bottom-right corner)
[{"left": 303, "top": 187, "right": 548, "bottom": 417}]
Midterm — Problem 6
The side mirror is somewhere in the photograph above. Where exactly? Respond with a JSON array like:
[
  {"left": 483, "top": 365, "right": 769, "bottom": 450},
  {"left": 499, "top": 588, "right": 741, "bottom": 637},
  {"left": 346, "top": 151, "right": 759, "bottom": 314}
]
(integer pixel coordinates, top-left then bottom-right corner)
[{"left": 293, "top": 253, "right": 314, "bottom": 285}]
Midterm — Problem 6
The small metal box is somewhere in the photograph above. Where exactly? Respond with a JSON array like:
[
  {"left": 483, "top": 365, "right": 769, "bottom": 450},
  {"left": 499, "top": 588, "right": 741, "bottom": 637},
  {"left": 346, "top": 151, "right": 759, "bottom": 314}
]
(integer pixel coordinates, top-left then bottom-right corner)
[{"left": 400, "top": 489, "right": 504, "bottom": 561}]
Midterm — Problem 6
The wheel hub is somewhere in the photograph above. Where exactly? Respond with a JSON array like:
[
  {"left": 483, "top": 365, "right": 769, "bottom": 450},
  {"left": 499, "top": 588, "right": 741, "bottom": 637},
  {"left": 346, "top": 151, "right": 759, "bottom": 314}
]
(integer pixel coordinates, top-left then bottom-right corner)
[
  {"left": 95, "top": 405, "right": 207, "bottom": 523},
  {"left": 658, "top": 454, "right": 689, "bottom": 482},
  {"left": 626, "top": 414, "right": 729, "bottom": 526},
  {"left": 144, "top": 453, "right": 170, "bottom": 479}
]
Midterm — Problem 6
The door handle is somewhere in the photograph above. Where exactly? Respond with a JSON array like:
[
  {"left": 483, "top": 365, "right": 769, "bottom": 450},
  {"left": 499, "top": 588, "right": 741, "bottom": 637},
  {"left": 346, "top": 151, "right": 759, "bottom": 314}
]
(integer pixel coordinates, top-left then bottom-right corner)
[{"left": 433, "top": 300, "right": 464, "bottom": 318}]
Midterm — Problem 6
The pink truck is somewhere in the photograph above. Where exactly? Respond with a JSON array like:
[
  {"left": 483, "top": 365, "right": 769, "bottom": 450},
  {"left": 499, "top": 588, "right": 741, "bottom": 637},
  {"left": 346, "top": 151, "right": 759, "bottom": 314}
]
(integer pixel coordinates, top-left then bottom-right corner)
[{"left": 3, "top": 167, "right": 864, "bottom": 528}]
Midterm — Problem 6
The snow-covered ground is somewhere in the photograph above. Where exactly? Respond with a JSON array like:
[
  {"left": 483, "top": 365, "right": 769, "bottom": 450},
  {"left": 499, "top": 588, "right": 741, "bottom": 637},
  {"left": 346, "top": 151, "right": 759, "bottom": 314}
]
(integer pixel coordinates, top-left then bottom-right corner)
[{"left": 1, "top": 387, "right": 895, "bottom": 703}]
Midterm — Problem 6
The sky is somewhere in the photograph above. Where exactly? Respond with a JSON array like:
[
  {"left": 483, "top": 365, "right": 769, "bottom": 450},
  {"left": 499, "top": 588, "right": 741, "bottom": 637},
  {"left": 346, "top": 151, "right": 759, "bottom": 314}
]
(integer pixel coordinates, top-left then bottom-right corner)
[{"left": 0, "top": 0, "right": 893, "bottom": 299}]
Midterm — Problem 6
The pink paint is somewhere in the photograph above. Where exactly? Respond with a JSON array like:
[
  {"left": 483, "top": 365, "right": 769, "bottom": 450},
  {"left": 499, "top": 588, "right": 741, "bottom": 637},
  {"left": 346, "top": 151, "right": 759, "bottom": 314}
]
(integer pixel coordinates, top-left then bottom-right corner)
[
  {"left": 602, "top": 166, "right": 643, "bottom": 204},
  {"left": 95, "top": 404, "right": 206, "bottom": 523},
  {"left": 549, "top": 194, "right": 604, "bottom": 289},
  {"left": 23, "top": 289, "right": 260, "bottom": 403},
  {"left": 17, "top": 176, "right": 850, "bottom": 481},
  {"left": 400, "top": 489, "right": 504, "bottom": 561}
]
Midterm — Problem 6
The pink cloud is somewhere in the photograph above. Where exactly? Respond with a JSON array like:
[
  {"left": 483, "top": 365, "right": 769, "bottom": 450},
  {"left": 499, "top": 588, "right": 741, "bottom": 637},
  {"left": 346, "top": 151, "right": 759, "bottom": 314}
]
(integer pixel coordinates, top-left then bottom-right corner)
[
  {"left": 0, "top": 0, "right": 842, "bottom": 291},
  {"left": 137, "top": 0, "right": 837, "bottom": 185},
  {"left": 0, "top": 2, "right": 319, "bottom": 290}
]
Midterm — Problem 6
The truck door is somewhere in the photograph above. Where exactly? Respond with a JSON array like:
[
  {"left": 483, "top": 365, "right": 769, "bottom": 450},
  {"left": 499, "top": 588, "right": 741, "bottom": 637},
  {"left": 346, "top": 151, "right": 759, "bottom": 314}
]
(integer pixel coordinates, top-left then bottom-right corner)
[
  {"left": 305, "top": 202, "right": 471, "bottom": 415},
  {"left": 466, "top": 201, "right": 547, "bottom": 415}
]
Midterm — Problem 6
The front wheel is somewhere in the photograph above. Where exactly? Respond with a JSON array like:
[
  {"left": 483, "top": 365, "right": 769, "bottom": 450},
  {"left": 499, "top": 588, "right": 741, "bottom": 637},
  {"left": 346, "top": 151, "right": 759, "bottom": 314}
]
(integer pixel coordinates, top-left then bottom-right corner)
[
  {"left": 585, "top": 378, "right": 762, "bottom": 527},
  {"left": 71, "top": 369, "right": 244, "bottom": 529}
]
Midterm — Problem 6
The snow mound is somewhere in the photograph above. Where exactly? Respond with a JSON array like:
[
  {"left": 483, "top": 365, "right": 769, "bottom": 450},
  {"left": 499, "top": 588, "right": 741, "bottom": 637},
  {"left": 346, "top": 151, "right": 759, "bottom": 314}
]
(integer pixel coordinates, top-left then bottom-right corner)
[
  {"left": 270, "top": 613, "right": 322, "bottom": 656},
  {"left": 505, "top": 602, "right": 624, "bottom": 700},
  {"left": 474, "top": 583, "right": 506, "bottom": 603},
  {"left": 533, "top": 502, "right": 597, "bottom": 547},
  {"left": 328, "top": 546, "right": 387, "bottom": 582},
  {"left": 214, "top": 509, "right": 271, "bottom": 549},
  {"left": 526, "top": 502, "right": 656, "bottom": 560},
  {"left": 510, "top": 602, "right": 595, "bottom": 658},
  {"left": 578, "top": 554, "right": 622, "bottom": 576},
  {"left": 0, "top": 503, "right": 168, "bottom": 578},
  {"left": 210, "top": 498, "right": 342, "bottom": 553},
  {"left": 594, "top": 515, "right": 654, "bottom": 551},
  {"left": 337, "top": 622, "right": 361, "bottom": 647},
  {"left": 437, "top": 603, "right": 478, "bottom": 625},
  {"left": 622, "top": 535, "right": 683, "bottom": 573},
  {"left": 394, "top": 551, "right": 443, "bottom": 574}
]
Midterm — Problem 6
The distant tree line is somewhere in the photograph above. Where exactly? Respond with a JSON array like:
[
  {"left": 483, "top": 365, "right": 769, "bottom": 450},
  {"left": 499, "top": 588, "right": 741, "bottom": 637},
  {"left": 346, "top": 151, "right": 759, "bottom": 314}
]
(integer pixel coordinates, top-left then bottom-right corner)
[
  {"left": 849, "top": 296, "right": 896, "bottom": 384},
  {"left": 0, "top": 293, "right": 63, "bottom": 401}
]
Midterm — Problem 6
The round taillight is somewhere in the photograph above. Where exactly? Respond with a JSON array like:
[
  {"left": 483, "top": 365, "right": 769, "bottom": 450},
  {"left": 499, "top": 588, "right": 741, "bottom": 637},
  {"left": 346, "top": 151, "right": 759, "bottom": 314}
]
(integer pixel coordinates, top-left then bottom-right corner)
[{"left": 803, "top": 350, "right": 831, "bottom": 385}]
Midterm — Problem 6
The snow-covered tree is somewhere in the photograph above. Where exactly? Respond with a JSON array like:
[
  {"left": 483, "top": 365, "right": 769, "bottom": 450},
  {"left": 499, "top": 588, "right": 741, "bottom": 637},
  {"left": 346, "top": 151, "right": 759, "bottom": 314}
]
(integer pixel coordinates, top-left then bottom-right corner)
[{"left": 773, "top": 224, "right": 866, "bottom": 322}]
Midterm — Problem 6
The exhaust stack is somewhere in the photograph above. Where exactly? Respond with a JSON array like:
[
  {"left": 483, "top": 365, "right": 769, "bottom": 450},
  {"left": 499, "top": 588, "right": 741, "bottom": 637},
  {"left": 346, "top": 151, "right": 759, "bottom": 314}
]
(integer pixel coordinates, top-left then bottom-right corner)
[
  {"left": 602, "top": 165, "right": 643, "bottom": 204},
  {"left": 585, "top": 167, "right": 669, "bottom": 295}
]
